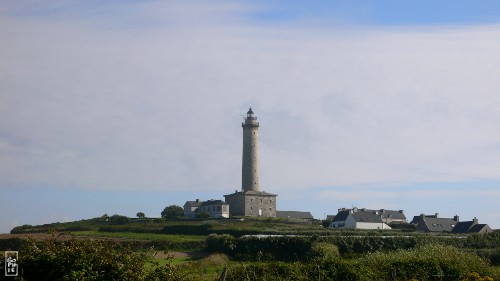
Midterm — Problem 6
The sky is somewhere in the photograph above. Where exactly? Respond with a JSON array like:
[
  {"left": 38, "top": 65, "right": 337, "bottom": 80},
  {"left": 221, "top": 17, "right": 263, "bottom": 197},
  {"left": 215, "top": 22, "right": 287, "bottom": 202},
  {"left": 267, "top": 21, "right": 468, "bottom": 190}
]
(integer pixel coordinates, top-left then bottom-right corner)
[{"left": 1, "top": 0, "right": 500, "bottom": 233}]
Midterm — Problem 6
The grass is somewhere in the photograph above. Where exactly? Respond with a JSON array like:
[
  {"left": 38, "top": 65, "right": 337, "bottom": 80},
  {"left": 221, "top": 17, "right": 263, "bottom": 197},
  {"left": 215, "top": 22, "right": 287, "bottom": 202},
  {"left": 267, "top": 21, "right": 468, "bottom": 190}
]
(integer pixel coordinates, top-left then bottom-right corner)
[
  {"left": 72, "top": 231, "right": 205, "bottom": 242},
  {"left": 177, "top": 254, "right": 229, "bottom": 280}
]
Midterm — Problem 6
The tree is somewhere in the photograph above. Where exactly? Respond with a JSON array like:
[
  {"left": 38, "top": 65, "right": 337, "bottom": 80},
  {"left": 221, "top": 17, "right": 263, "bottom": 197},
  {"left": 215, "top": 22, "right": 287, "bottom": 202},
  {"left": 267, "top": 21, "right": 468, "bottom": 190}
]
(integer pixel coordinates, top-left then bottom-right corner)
[
  {"left": 321, "top": 219, "right": 332, "bottom": 228},
  {"left": 136, "top": 212, "right": 145, "bottom": 219},
  {"left": 101, "top": 213, "right": 109, "bottom": 221},
  {"left": 161, "top": 205, "right": 184, "bottom": 219},
  {"left": 109, "top": 214, "right": 129, "bottom": 224}
]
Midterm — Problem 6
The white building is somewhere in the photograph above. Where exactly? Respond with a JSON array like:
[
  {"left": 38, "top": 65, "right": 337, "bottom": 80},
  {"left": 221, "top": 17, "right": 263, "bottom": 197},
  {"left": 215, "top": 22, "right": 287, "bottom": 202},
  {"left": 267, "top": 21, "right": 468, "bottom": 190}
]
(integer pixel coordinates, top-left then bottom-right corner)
[{"left": 330, "top": 208, "right": 392, "bottom": 230}]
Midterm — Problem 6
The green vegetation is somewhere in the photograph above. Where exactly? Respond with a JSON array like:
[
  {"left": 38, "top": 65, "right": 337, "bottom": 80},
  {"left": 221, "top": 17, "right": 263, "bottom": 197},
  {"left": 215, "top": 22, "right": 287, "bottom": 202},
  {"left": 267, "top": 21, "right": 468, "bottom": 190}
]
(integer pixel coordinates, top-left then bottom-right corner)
[
  {"left": 73, "top": 231, "right": 203, "bottom": 241},
  {"left": 4, "top": 218, "right": 500, "bottom": 280},
  {"left": 74, "top": 231, "right": 206, "bottom": 251},
  {"left": 14, "top": 233, "right": 184, "bottom": 281},
  {"left": 222, "top": 245, "right": 495, "bottom": 281},
  {"left": 161, "top": 205, "right": 184, "bottom": 219}
]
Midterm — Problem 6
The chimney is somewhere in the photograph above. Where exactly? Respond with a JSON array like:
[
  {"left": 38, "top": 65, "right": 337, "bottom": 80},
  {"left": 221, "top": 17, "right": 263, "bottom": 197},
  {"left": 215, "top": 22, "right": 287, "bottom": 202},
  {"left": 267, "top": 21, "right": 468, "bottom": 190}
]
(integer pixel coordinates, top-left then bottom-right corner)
[
  {"left": 453, "top": 215, "right": 459, "bottom": 222},
  {"left": 196, "top": 199, "right": 200, "bottom": 203},
  {"left": 399, "top": 210, "right": 404, "bottom": 213},
  {"left": 473, "top": 217, "right": 478, "bottom": 224},
  {"left": 420, "top": 214, "right": 425, "bottom": 219},
  {"left": 435, "top": 213, "right": 439, "bottom": 218}
]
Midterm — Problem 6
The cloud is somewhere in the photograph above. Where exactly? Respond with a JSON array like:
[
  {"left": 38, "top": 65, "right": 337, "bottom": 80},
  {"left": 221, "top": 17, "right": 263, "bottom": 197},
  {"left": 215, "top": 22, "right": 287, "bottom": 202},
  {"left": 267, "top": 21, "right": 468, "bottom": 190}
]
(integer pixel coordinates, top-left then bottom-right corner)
[{"left": 1, "top": 1, "right": 500, "bottom": 196}]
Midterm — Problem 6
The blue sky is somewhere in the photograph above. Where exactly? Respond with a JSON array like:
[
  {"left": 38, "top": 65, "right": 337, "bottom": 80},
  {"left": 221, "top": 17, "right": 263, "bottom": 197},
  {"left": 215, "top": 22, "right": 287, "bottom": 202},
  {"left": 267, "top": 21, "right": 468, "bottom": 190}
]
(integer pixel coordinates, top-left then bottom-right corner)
[{"left": 1, "top": 0, "right": 500, "bottom": 232}]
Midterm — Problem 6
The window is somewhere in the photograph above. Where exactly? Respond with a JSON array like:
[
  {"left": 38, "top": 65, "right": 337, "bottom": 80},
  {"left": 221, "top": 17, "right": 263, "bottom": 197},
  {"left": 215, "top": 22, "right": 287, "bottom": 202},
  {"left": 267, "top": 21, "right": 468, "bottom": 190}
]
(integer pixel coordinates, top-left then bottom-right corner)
[
  {"left": 260, "top": 199, "right": 262, "bottom": 203},
  {"left": 217, "top": 206, "right": 221, "bottom": 212},
  {"left": 250, "top": 207, "right": 253, "bottom": 211},
  {"left": 269, "top": 208, "right": 272, "bottom": 211}
]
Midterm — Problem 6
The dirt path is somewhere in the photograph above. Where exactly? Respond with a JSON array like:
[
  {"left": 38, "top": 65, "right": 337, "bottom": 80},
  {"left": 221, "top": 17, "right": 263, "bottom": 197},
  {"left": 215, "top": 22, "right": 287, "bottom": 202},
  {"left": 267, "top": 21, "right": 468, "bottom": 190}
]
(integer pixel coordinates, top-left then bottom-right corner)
[{"left": 152, "top": 250, "right": 208, "bottom": 259}]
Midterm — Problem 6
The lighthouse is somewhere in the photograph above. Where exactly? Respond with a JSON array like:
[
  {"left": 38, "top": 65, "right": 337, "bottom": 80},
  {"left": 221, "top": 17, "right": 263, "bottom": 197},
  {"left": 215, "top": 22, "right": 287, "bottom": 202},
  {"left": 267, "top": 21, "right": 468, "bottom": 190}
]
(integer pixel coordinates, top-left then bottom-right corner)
[
  {"left": 242, "top": 107, "right": 259, "bottom": 192},
  {"left": 224, "top": 107, "right": 277, "bottom": 217}
]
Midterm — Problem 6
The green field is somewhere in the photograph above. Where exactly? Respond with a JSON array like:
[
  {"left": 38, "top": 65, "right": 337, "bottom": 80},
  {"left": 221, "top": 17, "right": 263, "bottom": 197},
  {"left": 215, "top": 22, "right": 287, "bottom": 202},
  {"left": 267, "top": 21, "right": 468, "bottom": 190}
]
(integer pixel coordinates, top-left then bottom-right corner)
[{"left": 72, "top": 231, "right": 205, "bottom": 242}]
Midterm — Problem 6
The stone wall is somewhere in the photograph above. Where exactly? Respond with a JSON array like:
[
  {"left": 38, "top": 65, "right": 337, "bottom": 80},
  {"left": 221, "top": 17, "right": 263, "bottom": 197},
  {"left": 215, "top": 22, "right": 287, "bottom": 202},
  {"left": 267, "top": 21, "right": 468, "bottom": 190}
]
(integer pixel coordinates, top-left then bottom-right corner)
[{"left": 224, "top": 191, "right": 277, "bottom": 217}]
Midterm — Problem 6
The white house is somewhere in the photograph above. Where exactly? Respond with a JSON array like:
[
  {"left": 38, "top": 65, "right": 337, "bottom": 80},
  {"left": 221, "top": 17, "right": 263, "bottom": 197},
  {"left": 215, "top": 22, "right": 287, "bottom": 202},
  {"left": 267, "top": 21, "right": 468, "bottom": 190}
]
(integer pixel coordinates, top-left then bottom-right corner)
[
  {"left": 183, "top": 199, "right": 203, "bottom": 218},
  {"left": 330, "top": 208, "right": 392, "bottom": 230},
  {"left": 196, "top": 199, "right": 230, "bottom": 219}
]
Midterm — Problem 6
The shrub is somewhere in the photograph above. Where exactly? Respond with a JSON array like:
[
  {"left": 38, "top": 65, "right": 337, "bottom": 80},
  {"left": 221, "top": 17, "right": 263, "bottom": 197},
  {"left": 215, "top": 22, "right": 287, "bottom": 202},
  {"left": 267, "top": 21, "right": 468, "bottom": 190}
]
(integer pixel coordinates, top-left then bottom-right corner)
[
  {"left": 10, "top": 224, "right": 34, "bottom": 234},
  {"left": 206, "top": 234, "right": 237, "bottom": 253},
  {"left": 16, "top": 234, "right": 190, "bottom": 281},
  {"left": 359, "top": 244, "right": 491, "bottom": 281},
  {"left": 18, "top": 236, "right": 145, "bottom": 280},
  {"left": 196, "top": 212, "right": 210, "bottom": 219},
  {"left": 309, "top": 242, "right": 340, "bottom": 261},
  {"left": 109, "top": 214, "right": 130, "bottom": 224},
  {"left": 224, "top": 262, "right": 311, "bottom": 281},
  {"left": 206, "top": 234, "right": 312, "bottom": 261}
]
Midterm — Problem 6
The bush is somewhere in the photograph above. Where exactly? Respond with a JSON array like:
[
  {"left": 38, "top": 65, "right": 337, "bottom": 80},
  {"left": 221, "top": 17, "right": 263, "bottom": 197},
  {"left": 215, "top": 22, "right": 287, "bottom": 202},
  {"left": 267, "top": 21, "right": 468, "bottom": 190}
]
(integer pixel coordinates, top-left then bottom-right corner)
[
  {"left": 309, "top": 242, "right": 340, "bottom": 261},
  {"left": 224, "top": 262, "right": 312, "bottom": 281},
  {"left": 10, "top": 224, "right": 34, "bottom": 234},
  {"left": 196, "top": 212, "right": 210, "bottom": 219},
  {"left": 206, "top": 234, "right": 312, "bottom": 261},
  {"left": 358, "top": 244, "right": 491, "bottom": 281},
  {"left": 223, "top": 244, "right": 493, "bottom": 281},
  {"left": 16, "top": 234, "right": 190, "bottom": 281},
  {"left": 19, "top": 237, "right": 144, "bottom": 280},
  {"left": 465, "top": 232, "right": 500, "bottom": 249},
  {"left": 109, "top": 214, "right": 130, "bottom": 224}
]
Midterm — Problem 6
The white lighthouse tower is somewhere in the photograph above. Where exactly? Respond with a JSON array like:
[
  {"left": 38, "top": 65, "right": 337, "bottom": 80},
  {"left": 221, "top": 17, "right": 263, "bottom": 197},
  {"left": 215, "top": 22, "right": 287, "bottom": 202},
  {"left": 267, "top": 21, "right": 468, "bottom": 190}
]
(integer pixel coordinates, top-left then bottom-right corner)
[{"left": 242, "top": 107, "right": 259, "bottom": 192}]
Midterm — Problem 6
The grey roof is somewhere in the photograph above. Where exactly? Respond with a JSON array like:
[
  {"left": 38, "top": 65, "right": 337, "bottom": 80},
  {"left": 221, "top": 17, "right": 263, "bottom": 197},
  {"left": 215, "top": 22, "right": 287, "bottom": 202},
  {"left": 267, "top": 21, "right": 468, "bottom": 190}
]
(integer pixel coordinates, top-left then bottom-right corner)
[
  {"left": 184, "top": 200, "right": 203, "bottom": 207},
  {"left": 377, "top": 210, "right": 406, "bottom": 220},
  {"left": 469, "top": 224, "right": 491, "bottom": 233},
  {"left": 224, "top": 190, "right": 278, "bottom": 197},
  {"left": 199, "top": 200, "right": 228, "bottom": 207},
  {"left": 357, "top": 209, "right": 406, "bottom": 220},
  {"left": 332, "top": 210, "right": 350, "bottom": 222},
  {"left": 452, "top": 219, "right": 491, "bottom": 234},
  {"left": 351, "top": 212, "right": 384, "bottom": 223},
  {"left": 244, "top": 190, "right": 278, "bottom": 196},
  {"left": 333, "top": 208, "right": 405, "bottom": 222},
  {"left": 410, "top": 214, "right": 438, "bottom": 224},
  {"left": 325, "top": 215, "right": 336, "bottom": 221},
  {"left": 452, "top": 221, "right": 476, "bottom": 233},
  {"left": 276, "top": 211, "right": 313, "bottom": 219},
  {"left": 418, "top": 217, "right": 457, "bottom": 232}
]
